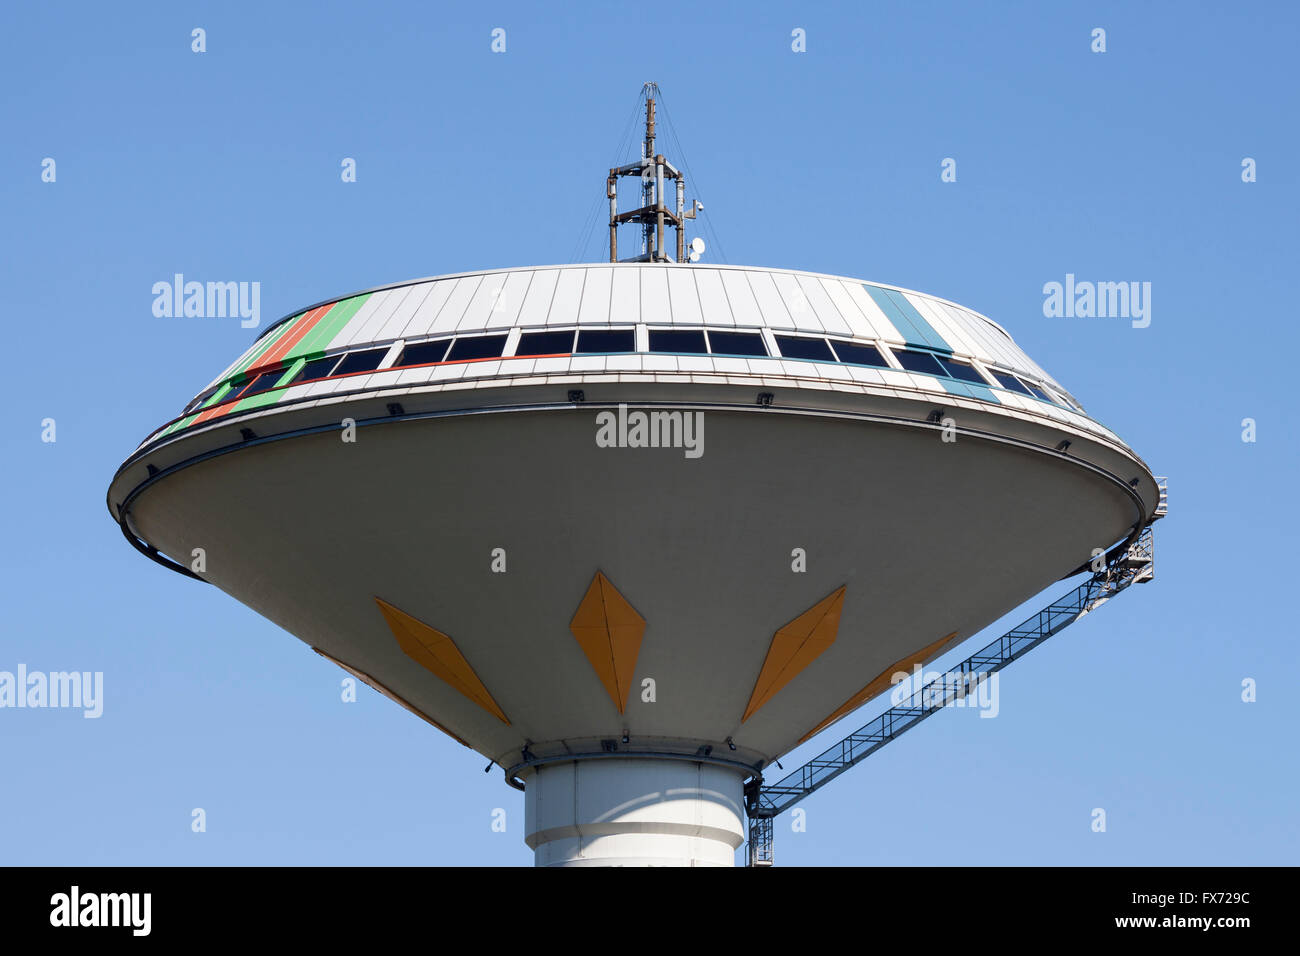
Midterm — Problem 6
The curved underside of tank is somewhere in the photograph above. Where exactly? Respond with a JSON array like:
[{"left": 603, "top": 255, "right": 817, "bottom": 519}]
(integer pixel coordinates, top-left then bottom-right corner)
[{"left": 112, "top": 388, "right": 1149, "bottom": 771}]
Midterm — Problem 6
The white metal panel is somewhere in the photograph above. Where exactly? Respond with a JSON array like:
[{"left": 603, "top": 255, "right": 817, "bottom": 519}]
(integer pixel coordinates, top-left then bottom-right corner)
[
  {"left": 719, "top": 269, "right": 763, "bottom": 327},
  {"left": 641, "top": 354, "right": 678, "bottom": 372},
  {"left": 846, "top": 365, "right": 885, "bottom": 385},
  {"left": 964, "top": 306, "right": 1024, "bottom": 370},
  {"left": 428, "top": 276, "right": 484, "bottom": 336},
  {"left": 797, "top": 275, "right": 852, "bottom": 335},
  {"left": 710, "top": 357, "right": 750, "bottom": 374},
  {"left": 337, "top": 288, "right": 409, "bottom": 350},
  {"left": 516, "top": 270, "right": 558, "bottom": 328},
  {"left": 906, "top": 373, "right": 942, "bottom": 393},
  {"left": 602, "top": 354, "right": 644, "bottom": 372},
  {"left": 746, "top": 270, "right": 793, "bottom": 329},
  {"left": 931, "top": 300, "right": 990, "bottom": 360},
  {"left": 841, "top": 281, "right": 905, "bottom": 343},
  {"left": 818, "top": 278, "right": 874, "bottom": 340},
  {"left": 493, "top": 270, "right": 532, "bottom": 327},
  {"left": 373, "top": 283, "right": 435, "bottom": 343},
  {"left": 977, "top": 311, "right": 1044, "bottom": 378},
  {"left": 327, "top": 289, "right": 397, "bottom": 350},
  {"left": 577, "top": 267, "right": 613, "bottom": 325},
  {"left": 766, "top": 272, "right": 817, "bottom": 331},
  {"left": 361, "top": 368, "right": 405, "bottom": 391},
  {"left": 390, "top": 279, "right": 457, "bottom": 342},
  {"left": 546, "top": 268, "right": 587, "bottom": 326},
  {"left": 665, "top": 267, "right": 703, "bottom": 326},
  {"left": 427, "top": 363, "right": 466, "bottom": 384},
  {"left": 462, "top": 360, "right": 502, "bottom": 379},
  {"left": 675, "top": 355, "right": 713, "bottom": 372},
  {"left": 394, "top": 365, "right": 435, "bottom": 387},
  {"left": 639, "top": 267, "right": 672, "bottom": 324},
  {"left": 609, "top": 267, "right": 640, "bottom": 325},
  {"left": 909, "top": 295, "right": 981, "bottom": 359},
  {"left": 457, "top": 273, "right": 514, "bottom": 332},
  {"left": 273, "top": 383, "right": 317, "bottom": 405},
  {"left": 531, "top": 357, "right": 571, "bottom": 375},
  {"left": 692, "top": 267, "right": 734, "bottom": 326},
  {"left": 943, "top": 303, "right": 1018, "bottom": 371},
  {"left": 878, "top": 369, "right": 914, "bottom": 390}
]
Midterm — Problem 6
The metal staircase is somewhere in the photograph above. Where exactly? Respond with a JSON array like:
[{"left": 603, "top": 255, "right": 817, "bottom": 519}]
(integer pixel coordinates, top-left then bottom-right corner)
[{"left": 745, "top": 515, "right": 1162, "bottom": 867}]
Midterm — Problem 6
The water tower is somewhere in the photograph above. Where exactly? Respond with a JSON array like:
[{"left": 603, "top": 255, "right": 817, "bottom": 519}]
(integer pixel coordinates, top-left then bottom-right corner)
[{"left": 108, "top": 86, "right": 1163, "bottom": 866}]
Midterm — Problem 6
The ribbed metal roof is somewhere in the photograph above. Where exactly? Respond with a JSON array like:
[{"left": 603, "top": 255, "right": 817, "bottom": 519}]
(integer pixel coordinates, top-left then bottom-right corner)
[{"left": 227, "top": 263, "right": 1050, "bottom": 388}]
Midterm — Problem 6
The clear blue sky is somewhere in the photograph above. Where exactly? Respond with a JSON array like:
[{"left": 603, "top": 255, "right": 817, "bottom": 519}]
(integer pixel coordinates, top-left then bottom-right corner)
[{"left": 1, "top": 0, "right": 1295, "bottom": 866}]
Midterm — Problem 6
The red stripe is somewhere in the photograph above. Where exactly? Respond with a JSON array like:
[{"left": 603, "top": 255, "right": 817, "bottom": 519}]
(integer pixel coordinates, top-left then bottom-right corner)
[
  {"left": 191, "top": 386, "right": 242, "bottom": 425},
  {"left": 253, "top": 304, "right": 334, "bottom": 371}
]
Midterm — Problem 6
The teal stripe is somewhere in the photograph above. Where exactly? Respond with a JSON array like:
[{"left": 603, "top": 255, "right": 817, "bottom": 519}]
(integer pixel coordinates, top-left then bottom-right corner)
[
  {"left": 939, "top": 378, "right": 1001, "bottom": 404},
  {"left": 884, "top": 290, "right": 950, "bottom": 353},
  {"left": 865, "top": 285, "right": 923, "bottom": 345},
  {"left": 865, "top": 285, "right": 951, "bottom": 352}
]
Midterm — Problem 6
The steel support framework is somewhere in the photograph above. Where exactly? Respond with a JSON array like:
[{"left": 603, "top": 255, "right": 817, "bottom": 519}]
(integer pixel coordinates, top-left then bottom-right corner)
[{"left": 745, "top": 524, "right": 1158, "bottom": 866}]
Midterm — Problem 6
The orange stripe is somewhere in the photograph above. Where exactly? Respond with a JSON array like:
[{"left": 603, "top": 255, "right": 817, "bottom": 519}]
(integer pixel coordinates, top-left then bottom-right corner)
[
  {"left": 253, "top": 304, "right": 333, "bottom": 371},
  {"left": 191, "top": 388, "right": 241, "bottom": 426}
]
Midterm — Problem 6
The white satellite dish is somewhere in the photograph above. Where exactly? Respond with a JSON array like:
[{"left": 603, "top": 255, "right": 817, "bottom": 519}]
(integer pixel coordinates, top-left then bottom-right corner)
[{"left": 689, "top": 237, "right": 706, "bottom": 262}]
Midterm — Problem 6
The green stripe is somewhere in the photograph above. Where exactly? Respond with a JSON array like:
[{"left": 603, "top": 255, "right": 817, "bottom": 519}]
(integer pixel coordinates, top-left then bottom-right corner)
[
  {"left": 229, "top": 311, "right": 308, "bottom": 378},
  {"left": 290, "top": 293, "right": 371, "bottom": 360},
  {"left": 162, "top": 413, "right": 197, "bottom": 437},
  {"left": 164, "top": 381, "right": 235, "bottom": 435},
  {"left": 233, "top": 357, "right": 306, "bottom": 413},
  {"left": 169, "top": 294, "right": 372, "bottom": 437}
]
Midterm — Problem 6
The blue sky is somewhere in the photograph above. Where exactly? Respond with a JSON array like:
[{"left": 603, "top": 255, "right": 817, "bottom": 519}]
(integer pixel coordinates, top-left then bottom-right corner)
[{"left": 1, "top": 0, "right": 1295, "bottom": 865}]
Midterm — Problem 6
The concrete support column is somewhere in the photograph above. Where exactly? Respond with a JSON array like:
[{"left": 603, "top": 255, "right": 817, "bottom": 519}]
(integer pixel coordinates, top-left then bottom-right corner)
[{"left": 522, "top": 757, "right": 747, "bottom": 867}]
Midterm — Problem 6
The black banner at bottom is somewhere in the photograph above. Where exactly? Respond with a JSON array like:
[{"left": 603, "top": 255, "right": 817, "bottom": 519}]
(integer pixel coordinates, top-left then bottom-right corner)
[{"left": 0, "top": 865, "right": 1276, "bottom": 941}]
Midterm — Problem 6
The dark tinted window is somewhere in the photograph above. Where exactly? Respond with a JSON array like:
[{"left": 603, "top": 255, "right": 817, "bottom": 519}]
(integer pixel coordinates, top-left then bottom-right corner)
[
  {"left": 515, "top": 330, "right": 574, "bottom": 356},
  {"left": 333, "top": 348, "right": 388, "bottom": 375},
  {"left": 213, "top": 382, "right": 247, "bottom": 404},
  {"left": 295, "top": 356, "right": 341, "bottom": 383},
  {"left": 829, "top": 340, "right": 888, "bottom": 367},
  {"left": 895, "top": 350, "right": 946, "bottom": 376},
  {"left": 1025, "top": 383, "right": 1054, "bottom": 402},
  {"left": 937, "top": 357, "right": 988, "bottom": 384},
  {"left": 577, "top": 328, "right": 636, "bottom": 353},
  {"left": 397, "top": 340, "right": 450, "bottom": 366},
  {"left": 238, "top": 371, "right": 286, "bottom": 398},
  {"left": 775, "top": 335, "right": 835, "bottom": 361},
  {"left": 649, "top": 329, "right": 709, "bottom": 354},
  {"left": 992, "top": 371, "right": 1032, "bottom": 395},
  {"left": 707, "top": 330, "right": 767, "bottom": 356},
  {"left": 446, "top": 334, "right": 508, "bottom": 361}
]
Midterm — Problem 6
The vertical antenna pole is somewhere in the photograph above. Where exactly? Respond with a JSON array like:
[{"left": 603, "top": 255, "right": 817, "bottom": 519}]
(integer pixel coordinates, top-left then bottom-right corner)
[
  {"left": 607, "top": 83, "right": 693, "bottom": 265},
  {"left": 655, "top": 154, "right": 665, "bottom": 262},
  {"left": 644, "top": 95, "right": 656, "bottom": 259},
  {"left": 608, "top": 171, "right": 618, "bottom": 263},
  {"left": 676, "top": 178, "right": 685, "bottom": 262}
]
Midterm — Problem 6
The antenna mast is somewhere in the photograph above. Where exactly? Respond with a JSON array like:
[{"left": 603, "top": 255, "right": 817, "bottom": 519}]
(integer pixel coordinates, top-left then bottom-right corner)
[{"left": 607, "top": 82, "right": 698, "bottom": 263}]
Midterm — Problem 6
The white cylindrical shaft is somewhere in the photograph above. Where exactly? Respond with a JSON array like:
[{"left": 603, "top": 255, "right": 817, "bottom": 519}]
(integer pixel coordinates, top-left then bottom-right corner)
[{"left": 523, "top": 758, "right": 747, "bottom": 867}]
